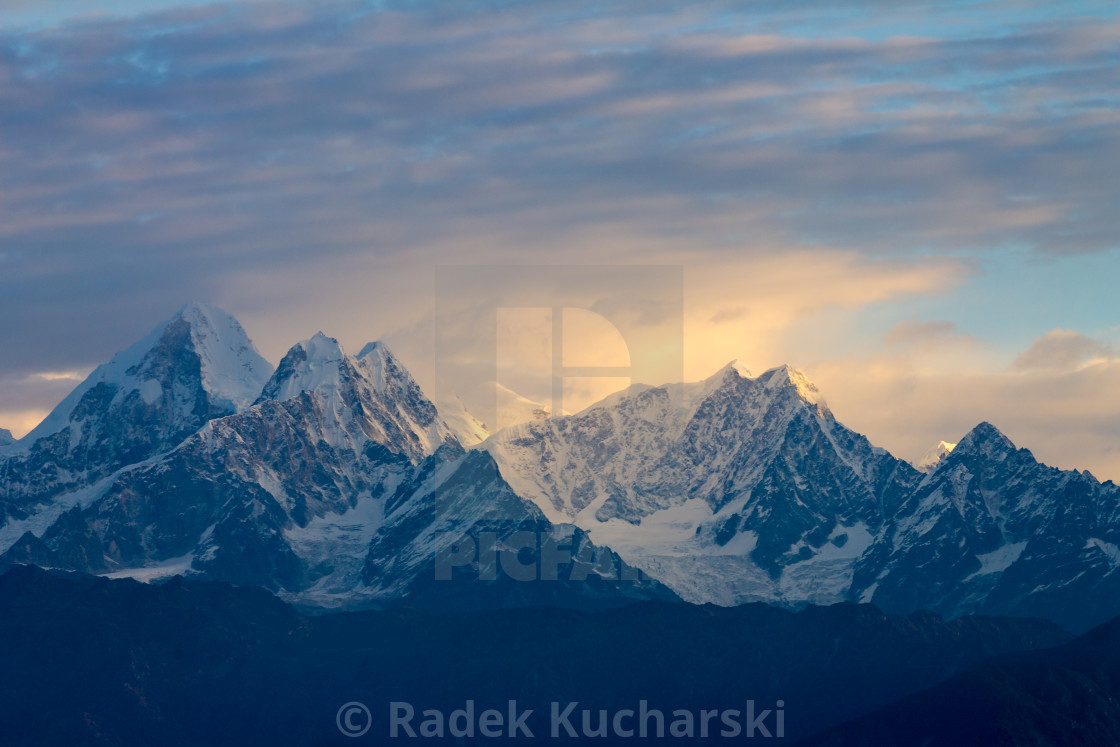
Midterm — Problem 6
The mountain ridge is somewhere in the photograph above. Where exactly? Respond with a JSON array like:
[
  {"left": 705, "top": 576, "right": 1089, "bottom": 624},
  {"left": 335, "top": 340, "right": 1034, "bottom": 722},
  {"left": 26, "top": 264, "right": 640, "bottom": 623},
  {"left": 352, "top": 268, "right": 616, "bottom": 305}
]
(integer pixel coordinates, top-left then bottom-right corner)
[
  {"left": 0, "top": 313, "right": 671, "bottom": 610},
  {"left": 4, "top": 304, "right": 1120, "bottom": 629},
  {"left": 483, "top": 366, "right": 1120, "bottom": 631},
  {"left": 0, "top": 303, "right": 273, "bottom": 528}
]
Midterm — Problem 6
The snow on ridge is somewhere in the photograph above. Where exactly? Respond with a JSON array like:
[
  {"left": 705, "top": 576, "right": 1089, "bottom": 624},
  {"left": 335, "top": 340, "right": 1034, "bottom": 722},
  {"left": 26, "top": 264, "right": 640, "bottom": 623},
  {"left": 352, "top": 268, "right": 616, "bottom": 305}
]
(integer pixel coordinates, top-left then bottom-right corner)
[
  {"left": 437, "top": 395, "right": 490, "bottom": 447},
  {"left": 19, "top": 319, "right": 168, "bottom": 445},
  {"left": 17, "top": 302, "right": 272, "bottom": 448},
  {"left": 964, "top": 541, "right": 1027, "bottom": 580},
  {"left": 758, "top": 363, "right": 823, "bottom": 405},
  {"left": 356, "top": 340, "right": 395, "bottom": 393},
  {"left": 99, "top": 552, "right": 197, "bottom": 582},
  {"left": 256, "top": 334, "right": 454, "bottom": 458},
  {"left": 438, "top": 382, "right": 568, "bottom": 446},
  {"left": 489, "top": 381, "right": 565, "bottom": 427},
  {"left": 1085, "top": 538, "right": 1120, "bottom": 568},
  {"left": 916, "top": 441, "right": 957, "bottom": 473},
  {"left": 356, "top": 340, "right": 436, "bottom": 401},
  {"left": 177, "top": 302, "right": 274, "bottom": 412},
  {"left": 474, "top": 360, "right": 821, "bottom": 441},
  {"left": 726, "top": 359, "right": 753, "bottom": 379},
  {"left": 259, "top": 332, "right": 347, "bottom": 404}
]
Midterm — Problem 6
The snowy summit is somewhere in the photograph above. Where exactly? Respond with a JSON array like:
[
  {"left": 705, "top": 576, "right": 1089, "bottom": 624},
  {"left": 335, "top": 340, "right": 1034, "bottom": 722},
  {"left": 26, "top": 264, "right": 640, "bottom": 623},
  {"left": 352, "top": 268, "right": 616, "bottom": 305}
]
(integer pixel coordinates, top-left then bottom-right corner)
[{"left": 916, "top": 441, "right": 957, "bottom": 472}]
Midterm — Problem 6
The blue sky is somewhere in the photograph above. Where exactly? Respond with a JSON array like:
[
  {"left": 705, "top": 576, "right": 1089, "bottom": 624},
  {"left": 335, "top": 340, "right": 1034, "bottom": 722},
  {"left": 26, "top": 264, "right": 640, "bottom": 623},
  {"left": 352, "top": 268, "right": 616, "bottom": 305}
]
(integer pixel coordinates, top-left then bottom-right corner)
[
  {"left": 1, "top": 0, "right": 1118, "bottom": 476},
  {"left": 0, "top": 0, "right": 224, "bottom": 29}
]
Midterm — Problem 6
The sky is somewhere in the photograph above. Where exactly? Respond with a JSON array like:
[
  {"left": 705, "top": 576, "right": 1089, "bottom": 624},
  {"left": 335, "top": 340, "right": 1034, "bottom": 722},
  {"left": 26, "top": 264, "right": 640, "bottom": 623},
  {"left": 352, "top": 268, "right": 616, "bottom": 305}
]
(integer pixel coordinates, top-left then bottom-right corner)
[{"left": 0, "top": 0, "right": 1118, "bottom": 478}]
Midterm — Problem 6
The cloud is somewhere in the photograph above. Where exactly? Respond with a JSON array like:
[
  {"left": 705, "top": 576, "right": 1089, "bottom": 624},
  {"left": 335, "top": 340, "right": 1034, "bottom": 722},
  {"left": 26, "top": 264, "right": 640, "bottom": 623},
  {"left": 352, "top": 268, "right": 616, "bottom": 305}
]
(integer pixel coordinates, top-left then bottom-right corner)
[
  {"left": 0, "top": 370, "right": 89, "bottom": 437},
  {"left": 0, "top": 0, "right": 1117, "bottom": 468},
  {"left": 884, "top": 320, "right": 962, "bottom": 347},
  {"left": 810, "top": 351, "right": 1120, "bottom": 484},
  {"left": 680, "top": 250, "right": 968, "bottom": 384},
  {"left": 1013, "top": 329, "right": 1118, "bottom": 371},
  {"left": 0, "top": 410, "right": 50, "bottom": 440}
]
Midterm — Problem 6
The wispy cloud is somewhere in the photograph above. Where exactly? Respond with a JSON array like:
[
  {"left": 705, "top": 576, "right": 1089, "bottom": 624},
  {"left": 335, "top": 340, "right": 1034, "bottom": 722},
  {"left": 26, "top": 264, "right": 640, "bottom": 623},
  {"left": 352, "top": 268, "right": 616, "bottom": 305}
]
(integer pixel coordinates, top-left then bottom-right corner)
[
  {"left": 811, "top": 336, "right": 1120, "bottom": 482},
  {"left": 885, "top": 320, "right": 966, "bottom": 347},
  {"left": 0, "top": 0, "right": 1117, "bottom": 472},
  {"left": 1013, "top": 329, "right": 1118, "bottom": 371},
  {"left": 0, "top": 369, "right": 89, "bottom": 437}
]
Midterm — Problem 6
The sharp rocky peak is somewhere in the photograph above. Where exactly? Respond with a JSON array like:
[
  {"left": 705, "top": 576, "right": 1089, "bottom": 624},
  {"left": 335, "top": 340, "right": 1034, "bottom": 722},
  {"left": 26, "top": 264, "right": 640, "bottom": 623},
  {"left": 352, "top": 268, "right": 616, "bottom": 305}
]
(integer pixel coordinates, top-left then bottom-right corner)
[
  {"left": 256, "top": 333, "right": 354, "bottom": 405},
  {"left": 175, "top": 300, "right": 230, "bottom": 327},
  {"left": 357, "top": 340, "right": 388, "bottom": 360},
  {"left": 953, "top": 421, "right": 1017, "bottom": 457},
  {"left": 916, "top": 440, "right": 957, "bottom": 473},
  {"left": 170, "top": 302, "right": 274, "bottom": 412},
  {"left": 357, "top": 340, "right": 407, "bottom": 391},
  {"left": 254, "top": 335, "right": 448, "bottom": 449},
  {"left": 756, "top": 363, "right": 823, "bottom": 403},
  {"left": 699, "top": 360, "right": 823, "bottom": 404},
  {"left": 304, "top": 331, "right": 345, "bottom": 359},
  {"left": 359, "top": 340, "right": 436, "bottom": 402},
  {"left": 715, "top": 359, "right": 753, "bottom": 381},
  {"left": 22, "top": 302, "right": 272, "bottom": 445}
]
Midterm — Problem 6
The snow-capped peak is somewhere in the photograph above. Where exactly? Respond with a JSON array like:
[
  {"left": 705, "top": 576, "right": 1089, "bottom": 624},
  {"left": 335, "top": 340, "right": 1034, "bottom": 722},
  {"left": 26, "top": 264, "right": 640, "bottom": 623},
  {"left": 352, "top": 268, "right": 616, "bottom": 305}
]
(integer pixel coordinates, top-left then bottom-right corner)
[
  {"left": 916, "top": 440, "right": 957, "bottom": 472},
  {"left": 728, "top": 359, "right": 753, "bottom": 378},
  {"left": 757, "top": 364, "right": 824, "bottom": 405},
  {"left": 256, "top": 333, "right": 348, "bottom": 404},
  {"left": 438, "top": 382, "right": 565, "bottom": 443},
  {"left": 22, "top": 302, "right": 273, "bottom": 445},
  {"left": 357, "top": 340, "right": 408, "bottom": 395},
  {"left": 176, "top": 300, "right": 225, "bottom": 327},
  {"left": 356, "top": 340, "right": 386, "bottom": 359},
  {"left": 357, "top": 341, "right": 450, "bottom": 417},
  {"left": 491, "top": 382, "right": 564, "bottom": 425},
  {"left": 0, "top": 428, "right": 14, "bottom": 448},
  {"left": 709, "top": 359, "right": 753, "bottom": 383},
  {"left": 172, "top": 302, "right": 275, "bottom": 413},
  {"left": 261, "top": 335, "right": 428, "bottom": 414},
  {"left": 304, "top": 331, "right": 346, "bottom": 361},
  {"left": 436, "top": 395, "right": 491, "bottom": 447},
  {"left": 254, "top": 335, "right": 454, "bottom": 459}
]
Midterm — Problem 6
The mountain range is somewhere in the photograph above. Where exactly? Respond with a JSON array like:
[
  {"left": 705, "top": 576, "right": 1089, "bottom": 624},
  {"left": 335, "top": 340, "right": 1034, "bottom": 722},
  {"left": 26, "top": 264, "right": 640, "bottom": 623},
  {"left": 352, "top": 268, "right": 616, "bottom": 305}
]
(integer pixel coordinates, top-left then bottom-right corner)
[
  {"left": 0, "top": 304, "right": 666, "bottom": 611},
  {"left": 484, "top": 361, "right": 1120, "bottom": 633},
  {"left": 2, "top": 303, "right": 1119, "bottom": 632}
]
